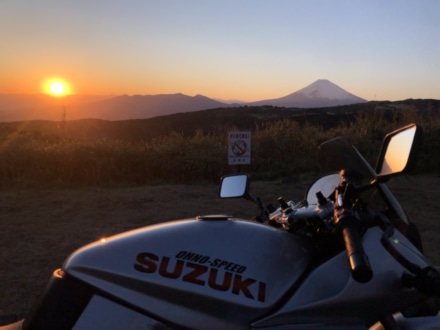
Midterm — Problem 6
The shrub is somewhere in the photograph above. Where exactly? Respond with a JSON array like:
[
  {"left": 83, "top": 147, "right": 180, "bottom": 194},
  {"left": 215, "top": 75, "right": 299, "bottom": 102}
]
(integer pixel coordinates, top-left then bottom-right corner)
[{"left": 1, "top": 106, "right": 439, "bottom": 188}]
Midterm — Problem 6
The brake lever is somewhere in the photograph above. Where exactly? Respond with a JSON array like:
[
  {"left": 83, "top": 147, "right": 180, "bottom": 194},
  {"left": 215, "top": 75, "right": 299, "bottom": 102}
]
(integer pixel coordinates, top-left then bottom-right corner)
[{"left": 403, "top": 267, "right": 440, "bottom": 298}]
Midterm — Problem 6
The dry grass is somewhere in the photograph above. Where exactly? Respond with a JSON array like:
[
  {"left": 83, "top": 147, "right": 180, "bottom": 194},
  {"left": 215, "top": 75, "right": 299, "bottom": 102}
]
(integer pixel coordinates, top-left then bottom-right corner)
[{"left": 1, "top": 175, "right": 439, "bottom": 321}]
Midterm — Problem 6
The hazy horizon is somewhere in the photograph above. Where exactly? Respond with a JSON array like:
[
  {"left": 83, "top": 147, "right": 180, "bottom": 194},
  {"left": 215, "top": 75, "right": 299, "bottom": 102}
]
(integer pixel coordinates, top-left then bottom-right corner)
[{"left": 1, "top": 1, "right": 439, "bottom": 102}]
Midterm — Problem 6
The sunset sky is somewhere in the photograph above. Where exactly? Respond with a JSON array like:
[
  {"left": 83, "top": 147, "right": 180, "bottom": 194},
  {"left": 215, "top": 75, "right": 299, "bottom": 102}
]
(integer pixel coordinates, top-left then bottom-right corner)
[{"left": 1, "top": 1, "right": 439, "bottom": 102}]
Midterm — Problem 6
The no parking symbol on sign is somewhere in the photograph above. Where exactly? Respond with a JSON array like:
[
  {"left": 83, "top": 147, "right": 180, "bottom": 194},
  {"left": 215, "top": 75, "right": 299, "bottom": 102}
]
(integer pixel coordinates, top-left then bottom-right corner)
[{"left": 228, "top": 131, "right": 251, "bottom": 165}]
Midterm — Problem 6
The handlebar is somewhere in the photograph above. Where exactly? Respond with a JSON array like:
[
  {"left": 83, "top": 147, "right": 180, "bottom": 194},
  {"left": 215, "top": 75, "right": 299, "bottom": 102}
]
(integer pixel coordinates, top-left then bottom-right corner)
[
  {"left": 271, "top": 174, "right": 374, "bottom": 283},
  {"left": 337, "top": 212, "right": 373, "bottom": 283}
]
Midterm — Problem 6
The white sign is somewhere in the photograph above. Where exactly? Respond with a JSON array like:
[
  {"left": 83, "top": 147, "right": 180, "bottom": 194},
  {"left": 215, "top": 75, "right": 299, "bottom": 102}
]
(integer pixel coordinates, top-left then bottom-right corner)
[{"left": 228, "top": 131, "right": 251, "bottom": 165}]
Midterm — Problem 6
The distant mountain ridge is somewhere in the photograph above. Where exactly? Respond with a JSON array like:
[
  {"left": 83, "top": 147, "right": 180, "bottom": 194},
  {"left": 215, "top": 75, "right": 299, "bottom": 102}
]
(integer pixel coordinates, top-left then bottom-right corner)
[
  {"left": 80, "top": 93, "right": 229, "bottom": 121},
  {"left": 0, "top": 93, "right": 230, "bottom": 122},
  {"left": 0, "top": 80, "right": 367, "bottom": 121}
]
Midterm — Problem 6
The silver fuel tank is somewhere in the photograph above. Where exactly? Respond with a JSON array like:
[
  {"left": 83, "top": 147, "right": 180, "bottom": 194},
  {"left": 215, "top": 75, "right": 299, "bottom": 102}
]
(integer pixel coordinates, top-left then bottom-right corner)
[{"left": 62, "top": 215, "right": 311, "bottom": 329}]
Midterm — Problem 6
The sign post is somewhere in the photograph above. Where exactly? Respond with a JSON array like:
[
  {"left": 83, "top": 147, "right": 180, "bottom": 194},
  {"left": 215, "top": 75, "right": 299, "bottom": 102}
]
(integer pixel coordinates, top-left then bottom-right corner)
[{"left": 228, "top": 131, "right": 251, "bottom": 168}]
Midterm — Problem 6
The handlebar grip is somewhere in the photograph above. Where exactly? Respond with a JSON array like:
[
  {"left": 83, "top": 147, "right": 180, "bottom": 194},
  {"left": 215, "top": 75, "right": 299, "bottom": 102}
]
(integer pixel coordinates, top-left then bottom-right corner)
[{"left": 339, "top": 215, "right": 373, "bottom": 283}]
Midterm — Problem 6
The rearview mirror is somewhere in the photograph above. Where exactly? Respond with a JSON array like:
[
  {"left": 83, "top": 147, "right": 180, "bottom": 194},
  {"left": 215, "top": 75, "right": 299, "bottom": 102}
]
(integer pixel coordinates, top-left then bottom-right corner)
[
  {"left": 375, "top": 124, "right": 423, "bottom": 180},
  {"left": 219, "top": 174, "right": 249, "bottom": 198}
]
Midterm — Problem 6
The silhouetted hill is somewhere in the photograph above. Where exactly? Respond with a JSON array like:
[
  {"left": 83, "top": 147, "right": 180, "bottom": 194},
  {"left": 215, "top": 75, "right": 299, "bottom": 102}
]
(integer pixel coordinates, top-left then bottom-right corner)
[{"left": 2, "top": 99, "right": 438, "bottom": 142}]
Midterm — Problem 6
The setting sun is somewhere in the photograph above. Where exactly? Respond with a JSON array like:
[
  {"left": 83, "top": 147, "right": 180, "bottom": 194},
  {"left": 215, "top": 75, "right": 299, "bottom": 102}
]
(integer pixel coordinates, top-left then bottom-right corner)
[
  {"left": 50, "top": 82, "right": 65, "bottom": 95},
  {"left": 43, "top": 78, "right": 72, "bottom": 97}
]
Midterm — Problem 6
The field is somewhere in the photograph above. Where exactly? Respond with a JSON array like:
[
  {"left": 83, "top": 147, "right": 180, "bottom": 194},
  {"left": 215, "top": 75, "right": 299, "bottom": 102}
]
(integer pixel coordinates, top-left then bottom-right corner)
[
  {"left": 1, "top": 99, "right": 440, "bottom": 188},
  {"left": 1, "top": 175, "right": 440, "bottom": 323}
]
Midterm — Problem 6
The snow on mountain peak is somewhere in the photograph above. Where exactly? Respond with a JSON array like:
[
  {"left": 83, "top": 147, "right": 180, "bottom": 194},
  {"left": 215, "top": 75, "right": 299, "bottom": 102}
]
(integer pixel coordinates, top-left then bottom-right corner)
[{"left": 296, "top": 79, "right": 359, "bottom": 100}]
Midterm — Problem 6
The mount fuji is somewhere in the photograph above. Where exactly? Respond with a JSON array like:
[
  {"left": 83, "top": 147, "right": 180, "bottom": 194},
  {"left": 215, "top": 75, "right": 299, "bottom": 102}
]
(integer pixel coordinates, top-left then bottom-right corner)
[{"left": 249, "top": 79, "right": 367, "bottom": 108}]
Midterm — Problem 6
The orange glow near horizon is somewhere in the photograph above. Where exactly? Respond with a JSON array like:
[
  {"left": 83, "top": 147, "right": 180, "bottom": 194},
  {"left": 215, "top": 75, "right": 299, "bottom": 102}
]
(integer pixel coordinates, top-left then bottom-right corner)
[{"left": 42, "top": 78, "right": 72, "bottom": 97}]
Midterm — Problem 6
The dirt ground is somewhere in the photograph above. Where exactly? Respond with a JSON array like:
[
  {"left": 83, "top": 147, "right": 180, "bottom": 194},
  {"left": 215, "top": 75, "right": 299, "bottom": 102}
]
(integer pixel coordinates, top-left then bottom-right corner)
[{"left": 1, "top": 175, "right": 440, "bottom": 322}]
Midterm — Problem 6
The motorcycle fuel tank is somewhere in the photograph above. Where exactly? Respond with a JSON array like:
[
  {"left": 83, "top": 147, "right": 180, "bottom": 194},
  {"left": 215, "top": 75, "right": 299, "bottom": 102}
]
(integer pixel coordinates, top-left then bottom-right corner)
[{"left": 59, "top": 216, "right": 311, "bottom": 329}]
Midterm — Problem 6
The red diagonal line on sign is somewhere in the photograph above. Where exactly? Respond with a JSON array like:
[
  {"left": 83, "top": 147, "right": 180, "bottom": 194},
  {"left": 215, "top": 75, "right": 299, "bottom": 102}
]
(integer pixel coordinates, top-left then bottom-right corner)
[{"left": 232, "top": 140, "right": 247, "bottom": 156}]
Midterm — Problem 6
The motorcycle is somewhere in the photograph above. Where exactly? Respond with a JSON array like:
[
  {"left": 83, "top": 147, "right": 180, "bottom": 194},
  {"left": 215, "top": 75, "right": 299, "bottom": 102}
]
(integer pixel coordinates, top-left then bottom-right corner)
[{"left": 2, "top": 123, "right": 439, "bottom": 329}]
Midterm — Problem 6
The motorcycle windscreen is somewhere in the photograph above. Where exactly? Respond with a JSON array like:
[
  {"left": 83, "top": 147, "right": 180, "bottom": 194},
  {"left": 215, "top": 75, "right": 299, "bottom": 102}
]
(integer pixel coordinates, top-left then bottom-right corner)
[{"left": 319, "top": 137, "right": 375, "bottom": 183}]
